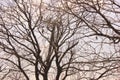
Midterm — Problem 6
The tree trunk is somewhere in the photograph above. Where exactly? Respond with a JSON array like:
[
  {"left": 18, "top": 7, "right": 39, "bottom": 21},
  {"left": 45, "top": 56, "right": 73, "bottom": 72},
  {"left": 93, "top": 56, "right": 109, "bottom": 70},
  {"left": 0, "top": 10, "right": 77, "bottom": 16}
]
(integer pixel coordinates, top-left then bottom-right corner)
[{"left": 43, "top": 74, "right": 48, "bottom": 80}]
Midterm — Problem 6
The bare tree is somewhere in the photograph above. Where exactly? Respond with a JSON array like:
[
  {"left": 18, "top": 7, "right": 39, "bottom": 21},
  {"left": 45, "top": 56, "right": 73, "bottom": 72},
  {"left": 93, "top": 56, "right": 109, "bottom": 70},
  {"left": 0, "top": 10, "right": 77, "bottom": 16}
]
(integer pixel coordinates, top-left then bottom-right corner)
[
  {"left": 0, "top": 0, "right": 81, "bottom": 80},
  {"left": 56, "top": 0, "right": 120, "bottom": 79},
  {"left": 0, "top": 0, "right": 120, "bottom": 80}
]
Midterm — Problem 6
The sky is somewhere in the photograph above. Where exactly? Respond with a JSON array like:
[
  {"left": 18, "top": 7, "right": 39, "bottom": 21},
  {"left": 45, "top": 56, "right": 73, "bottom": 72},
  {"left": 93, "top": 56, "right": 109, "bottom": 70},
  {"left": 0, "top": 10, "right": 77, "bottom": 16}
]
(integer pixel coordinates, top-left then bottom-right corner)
[{"left": 0, "top": 0, "right": 120, "bottom": 80}]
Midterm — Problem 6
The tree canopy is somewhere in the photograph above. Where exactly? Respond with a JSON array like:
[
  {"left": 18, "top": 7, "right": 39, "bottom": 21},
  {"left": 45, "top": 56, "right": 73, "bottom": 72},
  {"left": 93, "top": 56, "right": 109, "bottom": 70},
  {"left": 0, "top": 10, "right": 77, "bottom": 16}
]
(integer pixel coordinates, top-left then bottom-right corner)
[{"left": 0, "top": 0, "right": 120, "bottom": 80}]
